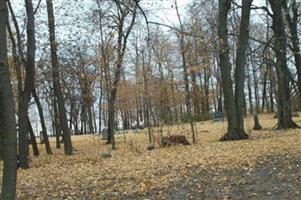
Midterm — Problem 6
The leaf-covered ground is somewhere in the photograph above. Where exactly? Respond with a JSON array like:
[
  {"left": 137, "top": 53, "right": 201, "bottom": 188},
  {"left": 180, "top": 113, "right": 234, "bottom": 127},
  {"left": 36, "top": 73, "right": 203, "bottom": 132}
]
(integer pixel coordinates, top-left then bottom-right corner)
[{"left": 1, "top": 114, "right": 301, "bottom": 199}]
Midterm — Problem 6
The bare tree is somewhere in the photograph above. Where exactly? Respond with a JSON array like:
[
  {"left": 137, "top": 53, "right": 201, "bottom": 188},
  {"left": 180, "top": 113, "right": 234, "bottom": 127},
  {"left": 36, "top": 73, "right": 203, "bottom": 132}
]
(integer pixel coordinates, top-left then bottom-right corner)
[
  {"left": 106, "top": 0, "right": 137, "bottom": 149},
  {"left": 175, "top": 0, "right": 196, "bottom": 143},
  {"left": 46, "top": 0, "right": 73, "bottom": 155}
]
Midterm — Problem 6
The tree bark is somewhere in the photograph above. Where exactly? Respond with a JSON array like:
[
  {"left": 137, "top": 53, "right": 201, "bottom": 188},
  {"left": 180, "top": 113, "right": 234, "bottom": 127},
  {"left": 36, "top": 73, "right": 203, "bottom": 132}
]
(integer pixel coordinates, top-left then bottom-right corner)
[
  {"left": 0, "top": 0, "right": 17, "bottom": 198},
  {"left": 46, "top": 0, "right": 72, "bottom": 154},
  {"left": 218, "top": 0, "right": 238, "bottom": 137},
  {"left": 18, "top": 0, "right": 36, "bottom": 169},
  {"left": 234, "top": 0, "right": 253, "bottom": 130},
  {"left": 247, "top": 67, "right": 253, "bottom": 114},
  {"left": 175, "top": 0, "right": 196, "bottom": 143},
  {"left": 269, "top": 0, "right": 299, "bottom": 129},
  {"left": 253, "top": 115, "right": 262, "bottom": 130},
  {"left": 32, "top": 88, "right": 52, "bottom": 154},
  {"left": 53, "top": 95, "right": 61, "bottom": 148},
  {"left": 218, "top": 0, "right": 251, "bottom": 140},
  {"left": 191, "top": 72, "right": 201, "bottom": 120},
  {"left": 261, "top": 68, "right": 268, "bottom": 112},
  {"left": 107, "top": 3, "right": 137, "bottom": 149},
  {"left": 27, "top": 117, "right": 39, "bottom": 156},
  {"left": 284, "top": 0, "right": 301, "bottom": 104}
]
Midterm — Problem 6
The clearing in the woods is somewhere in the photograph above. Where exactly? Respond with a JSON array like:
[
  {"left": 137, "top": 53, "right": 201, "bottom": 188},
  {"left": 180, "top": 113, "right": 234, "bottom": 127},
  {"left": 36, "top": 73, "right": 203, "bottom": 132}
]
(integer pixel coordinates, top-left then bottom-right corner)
[{"left": 6, "top": 114, "right": 301, "bottom": 200}]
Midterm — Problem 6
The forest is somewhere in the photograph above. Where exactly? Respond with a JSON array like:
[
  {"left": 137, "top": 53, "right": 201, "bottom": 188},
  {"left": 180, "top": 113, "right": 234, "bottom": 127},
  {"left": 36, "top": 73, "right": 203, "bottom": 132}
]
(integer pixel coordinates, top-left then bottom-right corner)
[{"left": 0, "top": 0, "right": 301, "bottom": 199}]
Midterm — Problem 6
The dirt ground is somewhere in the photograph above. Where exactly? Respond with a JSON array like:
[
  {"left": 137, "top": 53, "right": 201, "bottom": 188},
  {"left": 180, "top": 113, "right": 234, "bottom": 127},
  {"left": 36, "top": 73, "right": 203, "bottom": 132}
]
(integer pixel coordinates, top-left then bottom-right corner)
[{"left": 1, "top": 114, "right": 301, "bottom": 200}]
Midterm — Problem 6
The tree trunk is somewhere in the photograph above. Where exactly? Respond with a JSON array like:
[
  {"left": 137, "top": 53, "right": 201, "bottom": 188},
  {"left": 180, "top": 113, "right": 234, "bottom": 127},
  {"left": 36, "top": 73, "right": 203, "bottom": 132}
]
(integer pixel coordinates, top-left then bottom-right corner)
[
  {"left": 269, "top": 0, "right": 299, "bottom": 129},
  {"left": 204, "top": 68, "right": 210, "bottom": 114},
  {"left": 27, "top": 117, "right": 39, "bottom": 156},
  {"left": 0, "top": 123, "right": 2, "bottom": 160},
  {"left": 261, "top": 68, "right": 268, "bottom": 112},
  {"left": 46, "top": 0, "right": 72, "bottom": 154},
  {"left": 218, "top": 0, "right": 238, "bottom": 137},
  {"left": 69, "top": 98, "right": 74, "bottom": 130},
  {"left": 269, "top": 68, "right": 275, "bottom": 112},
  {"left": 107, "top": 95, "right": 116, "bottom": 149},
  {"left": 53, "top": 95, "right": 61, "bottom": 148},
  {"left": 7, "top": 0, "right": 25, "bottom": 66},
  {"left": 191, "top": 72, "right": 201, "bottom": 120},
  {"left": 250, "top": 53, "right": 262, "bottom": 130},
  {"left": 234, "top": 0, "right": 253, "bottom": 130},
  {"left": 18, "top": 0, "right": 36, "bottom": 169},
  {"left": 284, "top": 0, "right": 301, "bottom": 104},
  {"left": 106, "top": 3, "right": 137, "bottom": 149},
  {"left": 98, "top": 93, "right": 102, "bottom": 133},
  {"left": 218, "top": 0, "right": 251, "bottom": 140},
  {"left": 175, "top": 0, "right": 196, "bottom": 143},
  {"left": 247, "top": 67, "right": 253, "bottom": 114},
  {"left": 253, "top": 115, "right": 262, "bottom": 130},
  {"left": 142, "top": 50, "right": 152, "bottom": 143},
  {"left": 0, "top": 0, "right": 17, "bottom": 198},
  {"left": 87, "top": 104, "right": 94, "bottom": 133},
  {"left": 32, "top": 88, "right": 52, "bottom": 154},
  {"left": 6, "top": 17, "right": 22, "bottom": 99}
]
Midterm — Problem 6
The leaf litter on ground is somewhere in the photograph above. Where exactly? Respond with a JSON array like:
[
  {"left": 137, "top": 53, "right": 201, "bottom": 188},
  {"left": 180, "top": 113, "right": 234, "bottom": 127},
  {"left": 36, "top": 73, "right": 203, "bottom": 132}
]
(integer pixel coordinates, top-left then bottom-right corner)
[{"left": 0, "top": 114, "right": 300, "bottom": 199}]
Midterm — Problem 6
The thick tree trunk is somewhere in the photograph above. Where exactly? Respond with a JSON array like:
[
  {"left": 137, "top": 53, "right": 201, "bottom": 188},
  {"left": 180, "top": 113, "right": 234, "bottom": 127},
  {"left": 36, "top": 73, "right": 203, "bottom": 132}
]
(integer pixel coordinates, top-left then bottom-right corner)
[
  {"left": 32, "top": 88, "right": 52, "bottom": 154},
  {"left": 18, "top": 0, "right": 36, "bottom": 169},
  {"left": 0, "top": 123, "right": 2, "bottom": 160},
  {"left": 218, "top": 0, "right": 251, "bottom": 140},
  {"left": 46, "top": 0, "right": 72, "bottom": 154},
  {"left": 269, "top": 0, "right": 299, "bottom": 129},
  {"left": 218, "top": 0, "right": 238, "bottom": 137},
  {"left": 0, "top": 0, "right": 17, "bottom": 198},
  {"left": 234, "top": 0, "right": 253, "bottom": 130}
]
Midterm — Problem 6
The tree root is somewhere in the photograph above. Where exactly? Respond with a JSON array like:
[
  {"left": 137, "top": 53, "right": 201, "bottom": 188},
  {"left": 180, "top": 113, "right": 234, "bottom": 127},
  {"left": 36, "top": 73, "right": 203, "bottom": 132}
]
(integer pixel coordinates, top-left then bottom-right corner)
[
  {"left": 273, "top": 118, "right": 300, "bottom": 130},
  {"left": 220, "top": 129, "right": 249, "bottom": 141}
]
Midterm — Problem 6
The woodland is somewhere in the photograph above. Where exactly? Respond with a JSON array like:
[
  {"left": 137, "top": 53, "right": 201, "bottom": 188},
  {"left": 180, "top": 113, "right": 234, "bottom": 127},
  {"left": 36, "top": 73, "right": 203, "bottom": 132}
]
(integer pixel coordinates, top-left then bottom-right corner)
[{"left": 0, "top": 0, "right": 301, "bottom": 199}]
